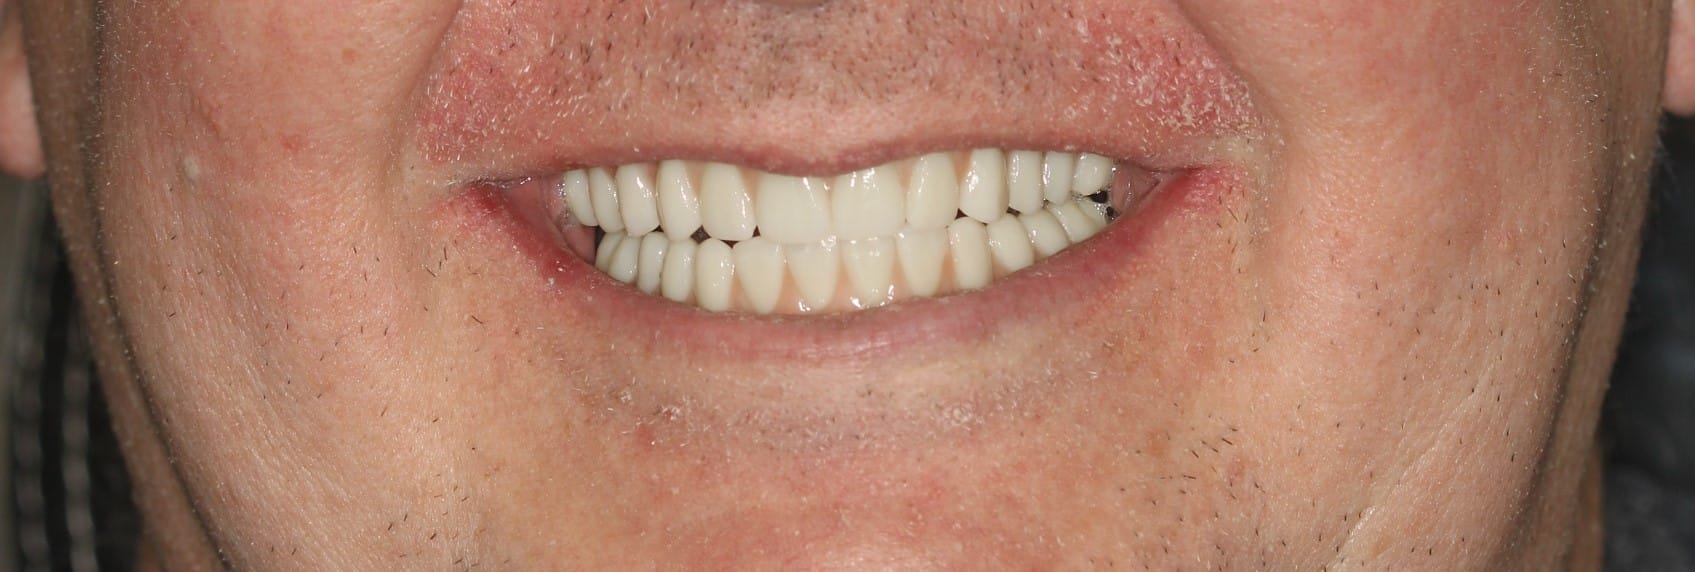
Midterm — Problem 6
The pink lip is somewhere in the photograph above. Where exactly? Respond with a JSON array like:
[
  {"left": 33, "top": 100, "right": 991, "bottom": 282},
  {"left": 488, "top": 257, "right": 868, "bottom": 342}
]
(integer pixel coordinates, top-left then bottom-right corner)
[
  {"left": 415, "top": 3, "right": 1259, "bottom": 185},
  {"left": 449, "top": 164, "right": 1239, "bottom": 364}
]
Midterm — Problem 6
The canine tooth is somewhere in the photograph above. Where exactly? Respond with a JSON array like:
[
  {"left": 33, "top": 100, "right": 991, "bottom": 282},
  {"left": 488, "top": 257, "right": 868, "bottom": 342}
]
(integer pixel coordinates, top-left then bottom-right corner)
[
  {"left": 786, "top": 241, "right": 840, "bottom": 312},
  {"left": 700, "top": 163, "right": 756, "bottom": 241},
  {"left": 1042, "top": 152, "right": 1076, "bottom": 204},
  {"left": 1050, "top": 201, "right": 1100, "bottom": 242},
  {"left": 560, "top": 170, "right": 598, "bottom": 227},
  {"left": 1073, "top": 153, "right": 1113, "bottom": 195},
  {"left": 617, "top": 163, "right": 661, "bottom": 236},
  {"left": 906, "top": 152, "right": 960, "bottom": 230},
  {"left": 756, "top": 174, "right": 832, "bottom": 244},
  {"left": 595, "top": 232, "right": 623, "bottom": 272},
  {"left": 960, "top": 148, "right": 1008, "bottom": 223},
  {"left": 636, "top": 233, "right": 669, "bottom": 294},
  {"left": 1019, "top": 209, "right": 1070, "bottom": 258},
  {"left": 832, "top": 167, "right": 905, "bottom": 240},
  {"left": 843, "top": 237, "right": 896, "bottom": 308},
  {"left": 608, "top": 233, "right": 642, "bottom": 284},
  {"left": 948, "top": 218, "right": 993, "bottom": 290},
  {"left": 694, "top": 239, "right": 736, "bottom": 312},
  {"left": 896, "top": 228, "right": 948, "bottom": 297},
  {"left": 733, "top": 238, "right": 785, "bottom": 314},
  {"left": 590, "top": 167, "right": 624, "bottom": 233},
  {"left": 986, "top": 216, "right": 1036, "bottom": 274},
  {"left": 661, "top": 238, "right": 697, "bottom": 303},
  {"left": 1007, "top": 150, "right": 1045, "bottom": 214},
  {"left": 657, "top": 160, "right": 702, "bottom": 241}
]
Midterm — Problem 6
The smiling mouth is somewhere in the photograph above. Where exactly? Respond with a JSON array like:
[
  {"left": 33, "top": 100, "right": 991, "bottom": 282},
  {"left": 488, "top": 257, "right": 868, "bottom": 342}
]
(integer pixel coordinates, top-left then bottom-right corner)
[{"left": 529, "top": 149, "right": 1168, "bottom": 315}]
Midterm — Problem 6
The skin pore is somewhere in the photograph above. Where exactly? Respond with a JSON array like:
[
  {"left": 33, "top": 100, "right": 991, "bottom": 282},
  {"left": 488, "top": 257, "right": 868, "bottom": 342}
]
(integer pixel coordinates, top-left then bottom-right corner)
[{"left": 2, "top": 0, "right": 1690, "bottom": 569}]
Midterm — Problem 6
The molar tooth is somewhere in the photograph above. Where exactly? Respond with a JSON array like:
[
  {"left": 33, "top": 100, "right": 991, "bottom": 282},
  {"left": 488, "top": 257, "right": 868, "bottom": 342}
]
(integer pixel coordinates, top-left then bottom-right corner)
[
  {"left": 733, "top": 238, "right": 786, "bottom": 314},
  {"left": 986, "top": 216, "right": 1036, "bottom": 274},
  {"left": 1079, "top": 199, "right": 1110, "bottom": 228},
  {"left": 694, "top": 238, "right": 736, "bottom": 312},
  {"left": 1007, "top": 150, "right": 1045, "bottom": 214},
  {"left": 960, "top": 148, "right": 1008, "bottom": 223},
  {"left": 1050, "top": 200, "right": 1100, "bottom": 242},
  {"left": 657, "top": 160, "right": 702, "bottom": 241},
  {"left": 842, "top": 237, "right": 896, "bottom": 308},
  {"left": 906, "top": 153, "right": 960, "bottom": 230},
  {"left": 831, "top": 166, "right": 904, "bottom": 240},
  {"left": 560, "top": 170, "right": 597, "bottom": 227},
  {"left": 1072, "top": 153, "right": 1114, "bottom": 195},
  {"left": 786, "top": 240, "right": 840, "bottom": 312},
  {"left": 590, "top": 167, "right": 624, "bottom": 233},
  {"left": 895, "top": 228, "right": 948, "bottom": 298},
  {"left": 636, "top": 233, "right": 669, "bottom": 294},
  {"left": 756, "top": 174, "right": 832, "bottom": 244},
  {"left": 1042, "top": 152, "right": 1077, "bottom": 204},
  {"left": 700, "top": 163, "right": 756, "bottom": 241},
  {"left": 608, "top": 232, "right": 642, "bottom": 284},
  {"left": 948, "top": 218, "right": 993, "bottom": 290},
  {"left": 595, "top": 232, "right": 623, "bottom": 272},
  {"left": 660, "top": 238, "right": 697, "bottom": 303},
  {"left": 1019, "top": 209, "right": 1071, "bottom": 258},
  {"left": 616, "top": 163, "right": 661, "bottom": 236}
]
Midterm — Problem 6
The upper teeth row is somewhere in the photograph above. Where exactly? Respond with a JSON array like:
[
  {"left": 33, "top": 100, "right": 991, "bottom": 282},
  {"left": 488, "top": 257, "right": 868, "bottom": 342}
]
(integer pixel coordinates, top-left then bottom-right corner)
[{"left": 554, "top": 149, "right": 1117, "bottom": 244}]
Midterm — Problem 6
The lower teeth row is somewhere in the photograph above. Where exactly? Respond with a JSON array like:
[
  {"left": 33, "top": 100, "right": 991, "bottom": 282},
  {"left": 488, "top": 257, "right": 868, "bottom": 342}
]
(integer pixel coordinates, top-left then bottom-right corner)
[{"left": 592, "top": 196, "right": 1112, "bottom": 314}]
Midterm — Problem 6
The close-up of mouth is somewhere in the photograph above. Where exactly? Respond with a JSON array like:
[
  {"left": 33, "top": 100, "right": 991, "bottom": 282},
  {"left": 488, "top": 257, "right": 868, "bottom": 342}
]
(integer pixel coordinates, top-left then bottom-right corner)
[{"left": 417, "top": 1, "right": 1266, "bottom": 414}]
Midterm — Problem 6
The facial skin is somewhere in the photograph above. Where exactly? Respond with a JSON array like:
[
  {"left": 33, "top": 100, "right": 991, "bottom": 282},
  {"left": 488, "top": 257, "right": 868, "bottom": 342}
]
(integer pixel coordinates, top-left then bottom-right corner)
[{"left": 2, "top": 0, "right": 1689, "bottom": 569}]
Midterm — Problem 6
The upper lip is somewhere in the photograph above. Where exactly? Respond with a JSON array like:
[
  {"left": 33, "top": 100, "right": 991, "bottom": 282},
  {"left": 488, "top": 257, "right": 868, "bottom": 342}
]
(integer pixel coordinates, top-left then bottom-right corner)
[{"left": 415, "top": 2, "right": 1259, "bottom": 185}]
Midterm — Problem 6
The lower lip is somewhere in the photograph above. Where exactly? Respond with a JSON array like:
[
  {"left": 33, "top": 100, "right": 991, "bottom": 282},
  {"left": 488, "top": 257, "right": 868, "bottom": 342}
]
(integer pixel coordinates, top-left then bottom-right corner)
[{"left": 446, "top": 167, "right": 1237, "bottom": 363}]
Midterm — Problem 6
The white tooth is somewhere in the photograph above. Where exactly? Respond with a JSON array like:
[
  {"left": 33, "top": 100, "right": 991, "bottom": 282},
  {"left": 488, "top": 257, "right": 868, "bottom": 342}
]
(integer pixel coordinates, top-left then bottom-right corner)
[
  {"left": 1050, "top": 200, "right": 1101, "bottom": 242},
  {"left": 595, "top": 232, "right": 623, "bottom": 272},
  {"left": 658, "top": 160, "right": 702, "bottom": 241},
  {"left": 1079, "top": 199, "right": 1110, "bottom": 228},
  {"left": 589, "top": 167, "right": 624, "bottom": 233},
  {"left": 831, "top": 166, "right": 905, "bottom": 240},
  {"left": 842, "top": 237, "right": 896, "bottom": 308},
  {"left": 616, "top": 163, "right": 661, "bottom": 236},
  {"left": 948, "top": 218, "right": 992, "bottom": 290},
  {"left": 1007, "top": 150, "right": 1044, "bottom": 214},
  {"left": 906, "top": 152, "right": 961, "bottom": 230},
  {"left": 1073, "top": 153, "right": 1113, "bottom": 196},
  {"left": 1019, "top": 209, "right": 1071, "bottom": 258},
  {"left": 661, "top": 238, "right": 697, "bottom": 303},
  {"left": 959, "top": 148, "right": 1008, "bottom": 223},
  {"left": 896, "top": 228, "right": 948, "bottom": 297},
  {"left": 699, "top": 163, "right": 756, "bottom": 241},
  {"left": 756, "top": 174, "right": 832, "bottom": 244},
  {"left": 786, "top": 240, "right": 840, "bottom": 312},
  {"left": 986, "top": 216, "right": 1036, "bottom": 274},
  {"left": 608, "top": 232, "right": 642, "bottom": 284},
  {"left": 636, "top": 233, "right": 669, "bottom": 294},
  {"left": 733, "top": 238, "right": 785, "bottom": 314},
  {"left": 560, "top": 170, "right": 598, "bottom": 227},
  {"left": 694, "top": 238, "right": 736, "bottom": 312},
  {"left": 1043, "top": 152, "right": 1077, "bottom": 204}
]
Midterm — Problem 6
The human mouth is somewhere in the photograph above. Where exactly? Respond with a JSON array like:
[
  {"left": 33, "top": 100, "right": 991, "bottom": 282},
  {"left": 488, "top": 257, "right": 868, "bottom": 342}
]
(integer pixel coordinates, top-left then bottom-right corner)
[{"left": 532, "top": 150, "right": 1166, "bottom": 315}]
